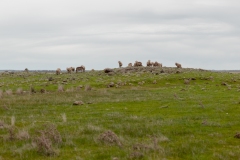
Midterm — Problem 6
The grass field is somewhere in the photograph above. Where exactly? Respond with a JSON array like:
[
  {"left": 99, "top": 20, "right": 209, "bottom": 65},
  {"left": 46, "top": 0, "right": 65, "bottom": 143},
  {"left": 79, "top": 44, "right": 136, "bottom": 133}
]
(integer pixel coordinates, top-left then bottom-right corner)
[{"left": 0, "top": 67, "right": 240, "bottom": 160}]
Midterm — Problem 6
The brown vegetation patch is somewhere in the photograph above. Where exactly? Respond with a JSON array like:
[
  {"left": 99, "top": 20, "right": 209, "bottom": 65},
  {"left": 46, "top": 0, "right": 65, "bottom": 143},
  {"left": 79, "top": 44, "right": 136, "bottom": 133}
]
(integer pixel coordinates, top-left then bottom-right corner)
[
  {"left": 184, "top": 79, "right": 190, "bottom": 84},
  {"left": 98, "top": 130, "right": 122, "bottom": 147},
  {"left": 58, "top": 85, "right": 64, "bottom": 92},
  {"left": 31, "top": 86, "right": 36, "bottom": 93},
  {"left": 129, "top": 151, "right": 144, "bottom": 159},
  {"left": 40, "top": 89, "right": 46, "bottom": 93},
  {"left": 107, "top": 82, "right": 115, "bottom": 88},
  {"left": 48, "top": 77, "right": 53, "bottom": 81},
  {"left": 35, "top": 124, "right": 62, "bottom": 156},
  {"left": 17, "top": 130, "right": 30, "bottom": 140},
  {"left": 8, "top": 126, "right": 16, "bottom": 141},
  {"left": 73, "top": 101, "right": 84, "bottom": 105},
  {"left": 234, "top": 132, "right": 240, "bottom": 138},
  {"left": 0, "top": 120, "right": 4, "bottom": 129},
  {"left": 221, "top": 82, "right": 227, "bottom": 86},
  {"left": 85, "top": 85, "right": 92, "bottom": 91},
  {"left": 16, "top": 88, "right": 23, "bottom": 94},
  {"left": 6, "top": 89, "right": 13, "bottom": 95},
  {"left": 104, "top": 68, "right": 114, "bottom": 73}
]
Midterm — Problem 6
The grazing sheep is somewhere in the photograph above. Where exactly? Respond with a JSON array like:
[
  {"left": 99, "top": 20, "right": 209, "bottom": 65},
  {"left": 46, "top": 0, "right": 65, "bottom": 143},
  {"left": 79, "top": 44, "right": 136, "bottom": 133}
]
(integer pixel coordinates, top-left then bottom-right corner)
[
  {"left": 71, "top": 67, "right": 75, "bottom": 72},
  {"left": 118, "top": 61, "right": 123, "bottom": 68},
  {"left": 128, "top": 63, "right": 132, "bottom": 67},
  {"left": 134, "top": 61, "right": 143, "bottom": 67},
  {"left": 175, "top": 63, "right": 182, "bottom": 68},
  {"left": 56, "top": 68, "right": 61, "bottom": 75},
  {"left": 66, "top": 67, "right": 75, "bottom": 73},
  {"left": 147, "top": 60, "right": 153, "bottom": 67},
  {"left": 153, "top": 61, "right": 162, "bottom": 67},
  {"left": 66, "top": 67, "right": 72, "bottom": 73},
  {"left": 76, "top": 65, "right": 85, "bottom": 73}
]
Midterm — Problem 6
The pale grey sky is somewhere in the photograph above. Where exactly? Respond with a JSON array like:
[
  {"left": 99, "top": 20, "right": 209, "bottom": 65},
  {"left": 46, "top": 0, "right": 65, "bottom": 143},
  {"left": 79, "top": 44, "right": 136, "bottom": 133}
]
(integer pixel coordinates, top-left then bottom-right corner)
[{"left": 0, "top": 0, "right": 239, "bottom": 70}]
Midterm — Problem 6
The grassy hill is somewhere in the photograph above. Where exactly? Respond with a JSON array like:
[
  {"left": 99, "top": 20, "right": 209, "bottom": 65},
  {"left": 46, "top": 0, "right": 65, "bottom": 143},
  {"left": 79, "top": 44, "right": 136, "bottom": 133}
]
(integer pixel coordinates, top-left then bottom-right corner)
[{"left": 0, "top": 67, "right": 240, "bottom": 160}]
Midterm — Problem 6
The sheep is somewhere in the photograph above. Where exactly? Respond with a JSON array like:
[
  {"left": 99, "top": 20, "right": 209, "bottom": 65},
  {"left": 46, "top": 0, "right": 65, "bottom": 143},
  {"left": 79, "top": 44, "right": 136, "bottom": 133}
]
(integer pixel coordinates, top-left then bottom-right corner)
[
  {"left": 66, "top": 67, "right": 75, "bottom": 73},
  {"left": 66, "top": 67, "right": 72, "bottom": 73},
  {"left": 76, "top": 65, "right": 85, "bottom": 73},
  {"left": 128, "top": 63, "right": 133, "bottom": 67},
  {"left": 146, "top": 60, "right": 153, "bottom": 67},
  {"left": 175, "top": 63, "right": 182, "bottom": 68},
  {"left": 118, "top": 61, "right": 123, "bottom": 68},
  {"left": 153, "top": 61, "right": 162, "bottom": 67},
  {"left": 56, "top": 68, "right": 61, "bottom": 75},
  {"left": 71, "top": 67, "right": 75, "bottom": 72},
  {"left": 133, "top": 61, "right": 143, "bottom": 67}
]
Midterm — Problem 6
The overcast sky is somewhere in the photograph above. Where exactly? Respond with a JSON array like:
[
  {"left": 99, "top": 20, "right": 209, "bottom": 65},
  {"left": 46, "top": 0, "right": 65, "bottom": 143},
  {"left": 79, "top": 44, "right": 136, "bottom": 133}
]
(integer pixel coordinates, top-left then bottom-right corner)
[{"left": 0, "top": 0, "right": 239, "bottom": 70}]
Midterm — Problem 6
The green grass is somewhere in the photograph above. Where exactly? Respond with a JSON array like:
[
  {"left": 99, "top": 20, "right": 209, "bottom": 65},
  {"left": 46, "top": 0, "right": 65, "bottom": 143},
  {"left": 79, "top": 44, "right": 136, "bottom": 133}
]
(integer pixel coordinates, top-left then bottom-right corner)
[{"left": 0, "top": 68, "right": 240, "bottom": 159}]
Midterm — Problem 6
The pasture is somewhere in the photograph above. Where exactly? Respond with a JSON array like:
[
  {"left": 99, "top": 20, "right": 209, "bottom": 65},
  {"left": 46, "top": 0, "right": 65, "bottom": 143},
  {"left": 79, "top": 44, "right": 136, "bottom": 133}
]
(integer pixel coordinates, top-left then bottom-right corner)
[{"left": 0, "top": 67, "right": 240, "bottom": 160}]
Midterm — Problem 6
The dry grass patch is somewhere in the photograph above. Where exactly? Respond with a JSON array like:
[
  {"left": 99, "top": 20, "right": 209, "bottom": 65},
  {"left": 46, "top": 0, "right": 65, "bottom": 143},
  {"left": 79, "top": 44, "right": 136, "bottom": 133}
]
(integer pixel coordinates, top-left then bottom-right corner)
[
  {"left": 58, "top": 85, "right": 64, "bottom": 92},
  {"left": 98, "top": 130, "right": 122, "bottom": 147},
  {"left": 5, "top": 89, "right": 12, "bottom": 95},
  {"left": 17, "top": 130, "right": 30, "bottom": 140},
  {"left": 8, "top": 126, "right": 16, "bottom": 141},
  {"left": 61, "top": 113, "right": 67, "bottom": 123},
  {"left": 0, "top": 120, "right": 5, "bottom": 129},
  {"left": 73, "top": 101, "right": 84, "bottom": 105},
  {"left": 85, "top": 85, "right": 92, "bottom": 91},
  {"left": 0, "top": 90, "right": 3, "bottom": 98},
  {"left": 35, "top": 124, "right": 62, "bottom": 156},
  {"left": 16, "top": 88, "right": 23, "bottom": 94},
  {"left": 11, "top": 116, "right": 15, "bottom": 126},
  {"left": 234, "top": 132, "right": 240, "bottom": 138}
]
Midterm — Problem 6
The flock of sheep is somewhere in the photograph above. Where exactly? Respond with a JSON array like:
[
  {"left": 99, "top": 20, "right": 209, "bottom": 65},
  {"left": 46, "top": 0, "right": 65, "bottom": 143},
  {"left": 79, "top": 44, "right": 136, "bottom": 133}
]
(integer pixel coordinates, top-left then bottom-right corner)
[
  {"left": 56, "top": 65, "right": 85, "bottom": 75},
  {"left": 54, "top": 61, "right": 182, "bottom": 75},
  {"left": 118, "top": 60, "right": 182, "bottom": 68}
]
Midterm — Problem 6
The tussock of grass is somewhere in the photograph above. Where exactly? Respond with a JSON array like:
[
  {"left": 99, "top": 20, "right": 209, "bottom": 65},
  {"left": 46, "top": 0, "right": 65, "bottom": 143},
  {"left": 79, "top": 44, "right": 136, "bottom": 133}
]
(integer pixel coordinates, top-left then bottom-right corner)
[
  {"left": 58, "top": 85, "right": 64, "bottom": 92},
  {"left": 17, "top": 130, "right": 30, "bottom": 140},
  {"left": 16, "top": 88, "right": 23, "bottom": 94},
  {"left": 98, "top": 130, "right": 122, "bottom": 147},
  {"left": 5, "top": 89, "right": 12, "bottom": 95},
  {"left": 35, "top": 124, "right": 62, "bottom": 156},
  {"left": 11, "top": 116, "right": 15, "bottom": 126},
  {"left": 61, "top": 113, "right": 67, "bottom": 123},
  {"left": 0, "top": 90, "right": 3, "bottom": 98},
  {"left": 84, "top": 85, "right": 92, "bottom": 91}
]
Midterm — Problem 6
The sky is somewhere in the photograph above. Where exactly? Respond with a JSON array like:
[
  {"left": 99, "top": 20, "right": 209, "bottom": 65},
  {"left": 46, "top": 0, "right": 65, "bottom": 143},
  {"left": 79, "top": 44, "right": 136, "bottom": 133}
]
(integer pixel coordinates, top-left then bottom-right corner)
[{"left": 0, "top": 0, "right": 239, "bottom": 70}]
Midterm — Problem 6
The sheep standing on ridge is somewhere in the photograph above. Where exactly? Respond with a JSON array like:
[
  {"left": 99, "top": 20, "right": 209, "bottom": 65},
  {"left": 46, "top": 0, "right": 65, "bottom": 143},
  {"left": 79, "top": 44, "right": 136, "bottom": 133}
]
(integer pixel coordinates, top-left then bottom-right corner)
[
  {"left": 71, "top": 67, "right": 75, "bottom": 72},
  {"left": 153, "top": 61, "right": 162, "bottom": 67},
  {"left": 147, "top": 60, "right": 153, "bottom": 67},
  {"left": 76, "top": 65, "right": 85, "bottom": 73},
  {"left": 128, "top": 63, "right": 133, "bottom": 67},
  {"left": 56, "top": 68, "right": 61, "bottom": 75},
  {"left": 134, "top": 61, "right": 143, "bottom": 67},
  {"left": 66, "top": 67, "right": 74, "bottom": 73},
  {"left": 175, "top": 63, "right": 182, "bottom": 68},
  {"left": 66, "top": 67, "right": 71, "bottom": 73},
  {"left": 118, "top": 61, "right": 123, "bottom": 68}
]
